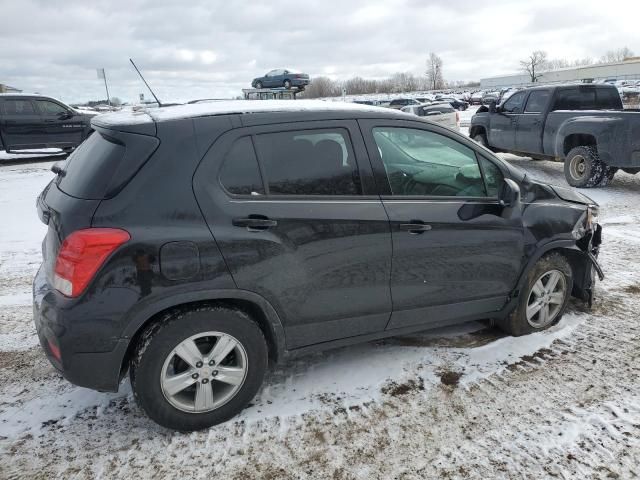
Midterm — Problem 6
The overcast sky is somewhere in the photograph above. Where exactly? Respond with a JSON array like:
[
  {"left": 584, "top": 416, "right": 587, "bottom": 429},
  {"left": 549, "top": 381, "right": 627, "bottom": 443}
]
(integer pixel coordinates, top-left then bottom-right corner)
[{"left": 1, "top": 0, "right": 637, "bottom": 104}]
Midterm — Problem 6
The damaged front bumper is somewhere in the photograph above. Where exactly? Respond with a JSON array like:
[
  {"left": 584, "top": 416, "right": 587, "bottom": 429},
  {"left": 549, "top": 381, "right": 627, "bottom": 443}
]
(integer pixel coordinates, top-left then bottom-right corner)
[{"left": 576, "top": 223, "right": 603, "bottom": 307}]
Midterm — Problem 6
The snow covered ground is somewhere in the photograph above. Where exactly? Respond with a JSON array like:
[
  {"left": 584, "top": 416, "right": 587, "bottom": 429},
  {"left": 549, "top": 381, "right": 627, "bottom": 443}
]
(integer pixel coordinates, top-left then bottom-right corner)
[{"left": 1, "top": 146, "right": 639, "bottom": 478}]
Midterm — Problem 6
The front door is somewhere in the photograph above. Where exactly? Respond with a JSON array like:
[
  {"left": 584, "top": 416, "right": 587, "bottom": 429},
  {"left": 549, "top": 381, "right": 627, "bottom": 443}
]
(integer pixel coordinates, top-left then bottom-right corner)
[
  {"left": 34, "top": 99, "right": 84, "bottom": 148},
  {"left": 360, "top": 120, "right": 524, "bottom": 330},
  {"left": 488, "top": 90, "right": 527, "bottom": 151},
  {"left": 515, "top": 89, "right": 550, "bottom": 154},
  {"left": 0, "top": 98, "right": 43, "bottom": 149},
  {"left": 193, "top": 120, "right": 393, "bottom": 349}
]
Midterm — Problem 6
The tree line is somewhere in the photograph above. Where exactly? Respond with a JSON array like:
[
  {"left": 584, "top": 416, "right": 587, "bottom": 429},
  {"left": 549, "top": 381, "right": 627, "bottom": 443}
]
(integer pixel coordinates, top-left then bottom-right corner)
[
  {"left": 301, "top": 53, "right": 479, "bottom": 98},
  {"left": 520, "top": 47, "right": 635, "bottom": 83}
]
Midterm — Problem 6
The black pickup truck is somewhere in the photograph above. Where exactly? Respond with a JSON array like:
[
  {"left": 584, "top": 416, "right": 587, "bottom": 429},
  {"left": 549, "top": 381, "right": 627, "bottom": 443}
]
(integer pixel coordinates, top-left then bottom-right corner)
[
  {"left": 0, "top": 94, "right": 94, "bottom": 153},
  {"left": 470, "top": 84, "right": 640, "bottom": 187}
]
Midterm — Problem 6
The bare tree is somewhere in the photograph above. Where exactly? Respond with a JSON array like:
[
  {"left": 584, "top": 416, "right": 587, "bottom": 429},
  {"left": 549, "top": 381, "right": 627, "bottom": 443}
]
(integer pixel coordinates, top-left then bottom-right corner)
[
  {"left": 600, "top": 47, "right": 634, "bottom": 63},
  {"left": 520, "top": 50, "right": 548, "bottom": 82},
  {"left": 301, "top": 76, "right": 340, "bottom": 98},
  {"left": 425, "top": 53, "right": 445, "bottom": 90}
]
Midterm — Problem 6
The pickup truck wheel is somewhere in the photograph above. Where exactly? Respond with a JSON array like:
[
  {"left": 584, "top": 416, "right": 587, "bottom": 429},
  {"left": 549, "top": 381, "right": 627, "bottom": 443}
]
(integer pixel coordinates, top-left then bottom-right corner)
[
  {"left": 130, "top": 305, "right": 268, "bottom": 431},
  {"left": 564, "top": 146, "right": 605, "bottom": 188},
  {"left": 599, "top": 167, "right": 618, "bottom": 186},
  {"left": 473, "top": 133, "right": 489, "bottom": 148},
  {"left": 498, "top": 253, "right": 573, "bottom": 336}
]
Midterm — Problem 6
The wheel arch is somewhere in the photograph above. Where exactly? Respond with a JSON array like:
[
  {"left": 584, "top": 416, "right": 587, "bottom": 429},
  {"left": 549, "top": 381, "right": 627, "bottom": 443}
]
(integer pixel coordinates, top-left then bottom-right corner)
[
  {"left": 469, "top": 125, "right": 486, "bottom": 138},
  {"left": 119, "top": 290, "right": 287, "bottom": 380},
  {"left": 562, "top": 133, "right": 597, "bottom": 156}
]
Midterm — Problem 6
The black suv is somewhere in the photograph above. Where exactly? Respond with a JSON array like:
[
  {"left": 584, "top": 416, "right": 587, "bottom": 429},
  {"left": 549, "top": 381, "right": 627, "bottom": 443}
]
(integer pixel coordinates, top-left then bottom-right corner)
[{"left": 34, "top": 100, "right": 603, "bottom": 431}]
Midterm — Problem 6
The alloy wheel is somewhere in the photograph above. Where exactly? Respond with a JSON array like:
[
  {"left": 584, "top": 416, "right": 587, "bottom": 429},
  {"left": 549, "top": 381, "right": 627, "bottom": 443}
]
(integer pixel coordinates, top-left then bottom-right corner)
[
  {"left": 526, "top": 270, "right": 567, "bottom": 328},
  {"left": 160, "top": 331, "right": 248, "bottom": 413}
]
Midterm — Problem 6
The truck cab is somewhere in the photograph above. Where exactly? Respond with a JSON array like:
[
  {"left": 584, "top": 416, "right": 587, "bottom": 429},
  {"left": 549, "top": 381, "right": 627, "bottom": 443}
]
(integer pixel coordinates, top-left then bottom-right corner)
[{"left": 0, "top": 94, "right": 94, "bottom": 153}]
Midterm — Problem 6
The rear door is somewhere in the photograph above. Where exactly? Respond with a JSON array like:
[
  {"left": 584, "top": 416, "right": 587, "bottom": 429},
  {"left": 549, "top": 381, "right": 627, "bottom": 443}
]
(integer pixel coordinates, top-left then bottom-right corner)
[
  {"left": 34, "top": 99, "right": 84, "bottom": 147},
  {"left": 359, "top": 119, "right": 524, "bottom": 330},
  {"left": 193, "top": 120, "right": 393, "bottom": 349},
  {"left": 489, "top": 91, "right": 526, "bottom": 150},
  {"left": 0, "top": 97, "right": 44, "bottom": 149},
  {"left": 515, "top": 89, "right": 550, "bottom": 154}
]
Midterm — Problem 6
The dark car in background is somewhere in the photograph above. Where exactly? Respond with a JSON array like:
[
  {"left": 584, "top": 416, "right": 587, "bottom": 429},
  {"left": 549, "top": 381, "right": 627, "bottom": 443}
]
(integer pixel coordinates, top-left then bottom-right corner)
[
  {"left": 0, "top": 94, "right": 94, "bottom": 153},
  {"left": 251, "top": 69, "right": 310, "bottom": 89},
  {"left": 34, "top": 100, "right": 602, "bottom": 431},
  {"left": 438, "top": 97, "right": 468, "bottom": 110},
  {"left": 388, "top": 98, "right": 422, "bottom": 109},
  {"left": 470, "top": 84, "right": 639, "bottom": 187}
]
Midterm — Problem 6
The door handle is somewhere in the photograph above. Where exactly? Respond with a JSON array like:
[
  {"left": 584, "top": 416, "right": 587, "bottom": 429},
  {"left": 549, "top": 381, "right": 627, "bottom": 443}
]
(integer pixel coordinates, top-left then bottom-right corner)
[
  {"left": 232, "top": 216, "right": 277, "bottom": 231},
  {"left": 399, "top": 222, "right": 432, "bottom": 234}
]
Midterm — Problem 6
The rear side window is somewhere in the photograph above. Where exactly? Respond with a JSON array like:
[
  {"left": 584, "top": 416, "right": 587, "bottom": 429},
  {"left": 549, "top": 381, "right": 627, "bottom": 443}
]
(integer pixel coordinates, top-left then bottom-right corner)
[
  {"left": 219, "top": 137, "right": 265, "bottom": 196},
  {"left": 552, "top": 88, "right": 597, "bottom": 110},
  {"left": 2, "top": 99, "right": 36, "bottom": 115},
  {"left": 524, "top": 90, "right": 550, "bottom": 113},
  {"left": 254, "top": 129, "right": 360, "bottom": 196},
  {"left": 58, "top": 133, "right": 125, "bottom": 199},
  {"left": 596, "top": 88, "right": 622, "bottom": 109}
]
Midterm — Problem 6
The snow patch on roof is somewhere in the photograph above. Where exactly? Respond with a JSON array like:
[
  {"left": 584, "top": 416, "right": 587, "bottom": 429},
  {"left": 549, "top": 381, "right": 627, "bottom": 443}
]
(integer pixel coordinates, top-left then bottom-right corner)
[
  {"left": 147, "top": 99, "right": 404, "bottom": 122},
  {"left": 91, "top": 108, "right": 153, "bottom": 126}
]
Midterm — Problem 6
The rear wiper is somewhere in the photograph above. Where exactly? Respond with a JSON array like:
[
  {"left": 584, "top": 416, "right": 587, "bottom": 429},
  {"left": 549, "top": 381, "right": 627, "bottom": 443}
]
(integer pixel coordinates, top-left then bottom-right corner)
[{"left": 51, "top": 160, "right": 67, "bottom": 177}]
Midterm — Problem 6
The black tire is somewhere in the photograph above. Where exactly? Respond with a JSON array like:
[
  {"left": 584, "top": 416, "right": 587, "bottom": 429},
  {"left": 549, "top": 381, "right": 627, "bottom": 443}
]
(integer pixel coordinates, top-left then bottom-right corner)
[
  {"left": 283, "top": 80, "right": 292, "bottom": 89},
  {"left": 473, "top": 133, "right": 489, "bottom": 148},
  {"left": 255, "top": 81, "right": 263, "bottom": 89},
  {"left": 564, "top": 146, "right": 606, "bottom": 188},
  {"left": 130, "top": 305, "right": 268, "bottom": 431},
  {"left": 599, "top": 166, "right": 618, "bottom": 186},
  {"left": 498, "top": 252, "right": 573, "bottom": 336}
]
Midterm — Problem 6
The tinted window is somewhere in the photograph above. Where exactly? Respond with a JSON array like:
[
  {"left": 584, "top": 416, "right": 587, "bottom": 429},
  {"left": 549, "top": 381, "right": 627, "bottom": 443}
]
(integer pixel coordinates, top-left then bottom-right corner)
[
  {"left": 36, "top": 100, "right": 67, "bottom": 115},
  {"left": 478, "top": 157, "right": 504, "bottom": 197},
  {"left": 502, "top": 92, "right": 526, "bottom": 113},
  {"left": 219, "top": 137, "right": 265, "bottom": 196},
  {"left": 2, "top": 99, "right": 36, "bottom": 115},
  {"left": 254, "top": 129, "right": 360, "bottom": 196},
  {"left": 524, "top": 90, "right": 550, "bottom": 113},
  {"left": 552, "top": 88, "right": 597, "bottom": 110},
  {"left": 57, "top": 133, "right": 126, "bottom": 199},
  {"left": 596, "top": 88, "right": 623, "bottom": 109},
  {"left": 373, "top": 127, "right": 487, "bottom": 197}
]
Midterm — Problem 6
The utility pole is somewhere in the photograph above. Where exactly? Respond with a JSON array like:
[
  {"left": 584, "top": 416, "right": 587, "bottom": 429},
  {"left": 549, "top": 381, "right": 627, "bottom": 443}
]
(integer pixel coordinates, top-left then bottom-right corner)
[{"left": 97, "top": 68, "right": 112, "bottom": 107}]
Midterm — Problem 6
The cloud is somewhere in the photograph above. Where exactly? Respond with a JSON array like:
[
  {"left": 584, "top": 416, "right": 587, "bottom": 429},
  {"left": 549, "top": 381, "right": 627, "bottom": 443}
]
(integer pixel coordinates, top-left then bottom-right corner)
[{"left": 0, "top": 0, "right": 637, "bottom": 104}]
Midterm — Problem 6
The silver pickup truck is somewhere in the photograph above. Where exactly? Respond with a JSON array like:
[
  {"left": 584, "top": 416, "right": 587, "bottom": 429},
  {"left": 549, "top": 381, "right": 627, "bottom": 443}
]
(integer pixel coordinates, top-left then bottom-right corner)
[{"left": 469, "top": 84, "right": 640, "bottom": 187}]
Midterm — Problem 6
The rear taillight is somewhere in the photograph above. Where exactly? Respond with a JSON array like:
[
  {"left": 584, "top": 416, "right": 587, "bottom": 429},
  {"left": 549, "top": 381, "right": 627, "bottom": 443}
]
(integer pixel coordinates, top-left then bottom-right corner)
[{"left": 53, "top": 228, "right": 130, "bottom": 297}]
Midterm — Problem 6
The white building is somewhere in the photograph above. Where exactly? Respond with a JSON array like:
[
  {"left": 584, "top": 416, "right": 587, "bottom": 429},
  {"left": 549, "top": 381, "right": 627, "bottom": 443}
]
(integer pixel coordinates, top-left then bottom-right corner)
[{"left": 481, "top": 58, "right": 640, "bottom": 88}]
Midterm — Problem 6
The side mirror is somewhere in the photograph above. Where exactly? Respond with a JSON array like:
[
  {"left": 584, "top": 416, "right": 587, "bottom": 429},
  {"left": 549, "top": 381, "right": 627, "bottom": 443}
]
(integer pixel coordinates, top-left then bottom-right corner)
[
  {"left": 58, "top": 110, "right": 73, "bottom": 120},
  {"left": 499, "top": 178, "right": 521, "bottom": 207},
  {"left": 489, "top": 101, "right": 497, "bottom": 113}
]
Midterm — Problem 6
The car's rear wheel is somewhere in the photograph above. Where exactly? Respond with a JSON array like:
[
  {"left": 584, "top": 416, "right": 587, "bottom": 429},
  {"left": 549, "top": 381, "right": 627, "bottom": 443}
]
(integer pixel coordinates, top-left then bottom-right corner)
[
  {"left": 130, "top": 305, "right": 268, "bottom": 431},
  {"left": 498, "top": 253, "right": 573, "bottom": 336},
  {"left": 284, "top": 80, "right": 292, "bottom": 89},
  {"left": 255, "top": 81, "right": 263, "bottom": 89},
  {"left": 564, "top": 146, "right": 606, "bottom": 188}
]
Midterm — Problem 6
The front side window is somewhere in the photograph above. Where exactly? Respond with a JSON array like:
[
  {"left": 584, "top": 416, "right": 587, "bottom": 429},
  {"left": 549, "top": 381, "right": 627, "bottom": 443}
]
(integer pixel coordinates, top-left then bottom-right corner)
[
  {"left": 254, "top": 129, "right": 360, "bottom": 196},
  {"left": 502, "top": 92, "right": 526, "bottom": 113},
  {"left": 372, "top": 127, "right": 489, "bottom": 197},
  {"left": 2, "top": 99, "right": 36, "bottom": 115},
  {"left": 524, "top": 90, "right": 550, "bottom": 113},
  {"left": 219, "top": 136, "right": 265, "bottom": 196},
  {"left": 36, "top": 100, "right": 67, "bottom": 115}
]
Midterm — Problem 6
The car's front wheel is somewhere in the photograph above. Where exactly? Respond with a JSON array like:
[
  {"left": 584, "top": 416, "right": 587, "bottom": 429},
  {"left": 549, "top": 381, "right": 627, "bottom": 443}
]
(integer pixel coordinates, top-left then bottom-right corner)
[
  {"left": 130, "top": 305, "right": 268, "bottom": 431},
  {"left": 498, "top": 253, "right": 573, "bottom": 336},
  {"left": 255, "top": 81, "right": 263, "bottom": 89}
]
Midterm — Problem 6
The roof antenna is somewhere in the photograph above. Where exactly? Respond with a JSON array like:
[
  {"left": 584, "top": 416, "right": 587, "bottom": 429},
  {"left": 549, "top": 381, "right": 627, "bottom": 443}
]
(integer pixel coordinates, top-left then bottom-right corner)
[{"left": 129, "top": 58, "right": 162, "bottom": 107}]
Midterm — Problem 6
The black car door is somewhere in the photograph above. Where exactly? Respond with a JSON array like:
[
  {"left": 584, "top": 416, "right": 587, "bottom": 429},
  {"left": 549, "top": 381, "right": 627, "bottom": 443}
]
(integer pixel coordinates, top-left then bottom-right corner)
[
  {"left": 34, "top": 99, "right": 84, "bottom": 148},
  {"left": 359, "top": 119, "right": 524, "bottom": 330},
  {"left": 0, "top": 98, "right": 43, "bottom": 149},
  {"left": 193, "top": 120, "right": 393, "bottom": 349},
  {"left": 489, "top": 91, "right": 527, "bottom": 151},
  {"left": 515, "top": 90, "right": 550, "bottom": 154}
]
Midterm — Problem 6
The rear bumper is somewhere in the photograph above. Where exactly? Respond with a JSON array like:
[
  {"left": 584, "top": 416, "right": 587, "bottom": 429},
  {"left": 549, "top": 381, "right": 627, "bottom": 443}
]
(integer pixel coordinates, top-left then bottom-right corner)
[{"left": 33, "top": 265, "right": 126, "bottom": 392}]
